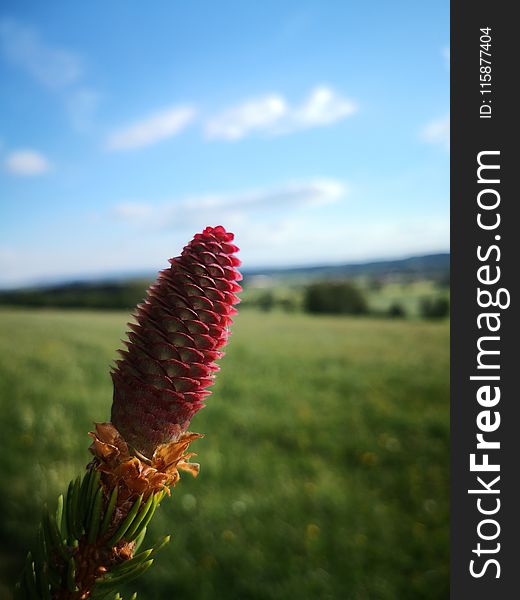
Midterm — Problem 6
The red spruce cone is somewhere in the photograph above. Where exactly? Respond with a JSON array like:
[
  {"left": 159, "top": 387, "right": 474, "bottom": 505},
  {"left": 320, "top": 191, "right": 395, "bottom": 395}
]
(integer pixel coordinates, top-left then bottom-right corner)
[{"left": 111, "top": 226, "right": 241, "bottom": 458}]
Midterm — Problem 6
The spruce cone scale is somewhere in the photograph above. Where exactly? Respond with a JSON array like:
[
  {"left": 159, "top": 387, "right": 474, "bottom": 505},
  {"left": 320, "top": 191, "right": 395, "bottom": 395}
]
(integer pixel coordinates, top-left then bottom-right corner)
[{"left": 111, "top": 226, "right": 241, "bottom": 457}]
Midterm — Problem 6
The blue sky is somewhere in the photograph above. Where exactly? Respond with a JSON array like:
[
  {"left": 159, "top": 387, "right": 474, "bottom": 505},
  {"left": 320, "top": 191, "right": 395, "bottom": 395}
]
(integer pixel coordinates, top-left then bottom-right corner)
[{"left": 0, "top": 1, "right": 449, "bottom": 288}]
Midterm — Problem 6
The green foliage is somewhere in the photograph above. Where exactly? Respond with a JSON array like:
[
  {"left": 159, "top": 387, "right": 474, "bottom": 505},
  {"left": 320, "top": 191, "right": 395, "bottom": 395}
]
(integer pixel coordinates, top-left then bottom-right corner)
[
  {"left": 420, "top": 297, "right": 450, "bottom": 319},
  {"left": 0, "top": 308, "right": 448, "bottom": 599},
  {"left": 255, "top": 291, "right": 275, "bottom": 312},
  {"left": 0, "top": 281, "right": 149, "bottom": 310},
  {"left": 387, "top": 302, "right": 406, "bottom": 318},
  {"left": 304, "top": 281, "right": 368, "bottom": 315},
  {"left": 16, "top": 468, "right": 169, "bottom": 598},
  {"left": 364, "top": 279, "right": 450, "bottom": 318},
  {"left": 239, "top": 286, "right": 301, "bottom": 313}
]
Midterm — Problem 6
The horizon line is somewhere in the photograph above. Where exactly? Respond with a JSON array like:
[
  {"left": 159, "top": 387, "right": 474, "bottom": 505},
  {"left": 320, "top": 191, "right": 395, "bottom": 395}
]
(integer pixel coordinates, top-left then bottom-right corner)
[{"left": 0, "top": 249, "right": 450, "bottom": 291}]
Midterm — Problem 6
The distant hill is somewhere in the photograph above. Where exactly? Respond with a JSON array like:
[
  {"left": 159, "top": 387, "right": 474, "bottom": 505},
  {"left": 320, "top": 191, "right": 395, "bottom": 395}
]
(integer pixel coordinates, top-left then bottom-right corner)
[
  {"left": 0, "top": 253, "right": 449, "bottom": 309},
  {"left": 243, "top": 253, "right": 450, "bottom": 282}
]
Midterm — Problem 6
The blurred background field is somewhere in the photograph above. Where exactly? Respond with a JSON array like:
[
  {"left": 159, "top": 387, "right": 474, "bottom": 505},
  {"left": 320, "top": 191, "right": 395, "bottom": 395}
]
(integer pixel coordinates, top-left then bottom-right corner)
[
  {"left": 0, "top": 304, "right": 448, "bottom": 599},
  {"left": 1, "top": 2, "right": 449, "bottom": 597}
]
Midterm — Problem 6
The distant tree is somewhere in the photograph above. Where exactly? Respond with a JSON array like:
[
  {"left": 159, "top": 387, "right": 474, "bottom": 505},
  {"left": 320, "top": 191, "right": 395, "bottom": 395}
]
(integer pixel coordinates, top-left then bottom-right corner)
[
  {"left": 420, "top": 297, "right": 450, "bottom": 319},
  {"left": 279, "top": 297, "right": 297, "bottom": 312},
  {"left": 256, "top": 291, "right": 275, "bottom": 312},
  {"left": 0, "top": 281, "right": 149, "bottom": 309},
  {"left": 388, "top": 302, "right": 406, "bottom": 318},
  {"left": 304, "top": 281, "right": 368, "bottom": 315}
]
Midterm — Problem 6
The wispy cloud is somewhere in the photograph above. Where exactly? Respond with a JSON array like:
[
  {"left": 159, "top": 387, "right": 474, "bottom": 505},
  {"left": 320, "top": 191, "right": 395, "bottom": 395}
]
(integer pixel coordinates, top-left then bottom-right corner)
[
  {"left": 4, "top": 149, "right": 51, "bottom": 176},
  {"left": 289, "top": 86, "right": 357, "bottom": 128},
  {"left": 205, "top": 95, "right": 287, "bottom": 141},
  {"left": 106, "top": 106, "right": 196, "bottom": 151},
  {"left": 421, "top": 115, "right": 449, "bottom": 150},
  {"left": 0, "top": 19, "right": 81, "bottom": 89},
  {"left": 205, "top": 86, "right": 357, "bottom": 141},
  {"left": 113, "top": 178, "right": 346, "bottom": 229},
  {"left": 0, "top": 19, "right": 101, "bottom": 134}
]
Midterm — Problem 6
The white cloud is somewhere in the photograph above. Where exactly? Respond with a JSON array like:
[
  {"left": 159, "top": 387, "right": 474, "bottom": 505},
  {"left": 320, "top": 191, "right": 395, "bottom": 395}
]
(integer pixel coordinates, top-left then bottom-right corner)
[
  {"left": 0, "top": 19, "right": 81, "bottom": 89},
  {"left": 289, "top": 86, "right": 357, "bottom": 129},
  {"left": 4, "top": 150, "right": 51, "bottom": 176},
  {"left": 205, "top": 86, "right": 357, "bottom": 141},
  {"left": 106, "top": 106, "right": 196, "bottom": 151},
  {"left": 112, "top": 178, "right": 347, "bottom": 229},
  {"left": 421, "top": 116, "right": 450, "bottom": 150},
  {"left": 181, "top": 178, "right": 345, "bottom": 212},
  {"left": 205, "top": 95, "right": 287, "bottom": 141}
]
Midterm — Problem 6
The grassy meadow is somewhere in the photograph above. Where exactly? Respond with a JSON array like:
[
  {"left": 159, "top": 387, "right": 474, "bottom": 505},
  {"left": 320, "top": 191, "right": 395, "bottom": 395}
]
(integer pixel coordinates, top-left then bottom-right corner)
[{"left": 0, "top": 307, "right": 449, "bottom": 599}]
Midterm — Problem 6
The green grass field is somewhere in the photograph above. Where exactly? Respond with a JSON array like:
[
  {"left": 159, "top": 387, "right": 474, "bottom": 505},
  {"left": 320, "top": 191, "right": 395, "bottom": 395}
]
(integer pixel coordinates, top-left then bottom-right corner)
[{"left": 0, "top": 308, "right": 449, "bottom": 600}]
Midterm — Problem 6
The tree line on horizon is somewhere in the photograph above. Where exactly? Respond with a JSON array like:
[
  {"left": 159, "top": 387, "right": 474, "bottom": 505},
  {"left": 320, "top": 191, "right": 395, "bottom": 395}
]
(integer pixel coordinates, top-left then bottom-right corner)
[{"left": 0, "top": 277, "right": 449, "bottom": 320}]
